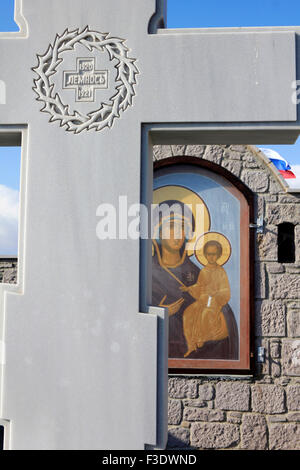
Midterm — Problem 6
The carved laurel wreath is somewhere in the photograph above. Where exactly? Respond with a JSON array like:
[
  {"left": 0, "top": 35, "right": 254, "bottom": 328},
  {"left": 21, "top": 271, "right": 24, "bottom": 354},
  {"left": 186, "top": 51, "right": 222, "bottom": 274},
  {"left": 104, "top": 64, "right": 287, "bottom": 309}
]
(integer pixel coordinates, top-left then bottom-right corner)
[{"left": 33, "top": 27, "right": 139, "bottom": 133}]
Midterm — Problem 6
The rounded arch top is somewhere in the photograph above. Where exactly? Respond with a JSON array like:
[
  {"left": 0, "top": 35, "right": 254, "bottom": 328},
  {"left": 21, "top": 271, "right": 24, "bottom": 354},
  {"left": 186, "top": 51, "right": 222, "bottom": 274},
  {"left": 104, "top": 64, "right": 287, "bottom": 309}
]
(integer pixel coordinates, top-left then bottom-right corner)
[
  {"left": 153, "top": 144, "right": 297, "bottom": 194},
  {"left": 154, "top": 154, "right": 254, "bottom": 207}
]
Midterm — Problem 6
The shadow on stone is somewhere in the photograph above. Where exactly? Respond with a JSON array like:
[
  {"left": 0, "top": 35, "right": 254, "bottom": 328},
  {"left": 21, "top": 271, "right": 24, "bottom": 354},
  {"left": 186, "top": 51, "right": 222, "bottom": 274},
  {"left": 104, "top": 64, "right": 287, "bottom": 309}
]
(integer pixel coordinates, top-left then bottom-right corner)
[{"left": 167, "top": 427, "right": 197, "bottom": 449}]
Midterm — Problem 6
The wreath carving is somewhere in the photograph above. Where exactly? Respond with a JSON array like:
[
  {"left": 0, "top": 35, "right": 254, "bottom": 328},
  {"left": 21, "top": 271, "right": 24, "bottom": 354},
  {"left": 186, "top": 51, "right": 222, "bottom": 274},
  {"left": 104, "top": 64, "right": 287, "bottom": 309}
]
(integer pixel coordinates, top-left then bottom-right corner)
[{"left": 32, "top": 27, "right": 139, "bottom": 133}]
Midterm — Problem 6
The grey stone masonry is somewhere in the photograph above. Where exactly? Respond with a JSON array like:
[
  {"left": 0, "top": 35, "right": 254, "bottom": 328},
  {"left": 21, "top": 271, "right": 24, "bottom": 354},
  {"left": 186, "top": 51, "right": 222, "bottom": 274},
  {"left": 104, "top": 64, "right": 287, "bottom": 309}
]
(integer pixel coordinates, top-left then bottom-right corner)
[
  {"left": 152, "top": 145, "right": 300, "bottom": 450},
  {"left": 1, "top": 145, "right": 300, "bottom": 450},
  {"left": 0, "top": 258, "right": 17, "bottom": 284}
]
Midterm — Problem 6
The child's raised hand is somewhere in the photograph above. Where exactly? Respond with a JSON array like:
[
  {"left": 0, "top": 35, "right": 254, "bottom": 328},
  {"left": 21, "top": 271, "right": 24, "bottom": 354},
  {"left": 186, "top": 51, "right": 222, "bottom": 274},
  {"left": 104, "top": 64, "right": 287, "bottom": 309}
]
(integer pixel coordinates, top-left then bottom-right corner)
[{"left": 180, "top": 285, "right": 189, "bottom": 292}]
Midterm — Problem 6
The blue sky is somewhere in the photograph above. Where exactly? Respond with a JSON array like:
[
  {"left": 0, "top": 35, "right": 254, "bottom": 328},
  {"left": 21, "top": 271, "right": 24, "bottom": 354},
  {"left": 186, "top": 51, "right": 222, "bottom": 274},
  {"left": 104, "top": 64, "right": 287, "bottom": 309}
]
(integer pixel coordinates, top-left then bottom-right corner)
[
  {"left": 0, "top": 0, "right": 300, "bottom": 253},
  {"left": 168, "top": 0, "right": 300, "bottom": 171},
  {"left": 167, "top": 0, "right": 300, "bottom": 28}
]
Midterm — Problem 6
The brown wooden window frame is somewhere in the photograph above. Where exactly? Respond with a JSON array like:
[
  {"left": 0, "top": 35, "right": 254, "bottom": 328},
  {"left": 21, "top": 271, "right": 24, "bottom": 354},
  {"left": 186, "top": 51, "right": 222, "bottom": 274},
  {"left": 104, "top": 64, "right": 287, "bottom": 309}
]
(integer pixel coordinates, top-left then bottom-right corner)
[{"left": 153, "top": 156, "right": 255, "bottom": 374}]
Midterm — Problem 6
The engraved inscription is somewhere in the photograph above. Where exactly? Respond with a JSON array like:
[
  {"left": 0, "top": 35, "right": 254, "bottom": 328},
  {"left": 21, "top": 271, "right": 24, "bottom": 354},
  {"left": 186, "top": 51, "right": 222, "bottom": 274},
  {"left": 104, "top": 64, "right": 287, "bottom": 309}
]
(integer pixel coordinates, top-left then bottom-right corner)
[
  {"left": 33, "top": 27, "right": 139, "bottom": 133},
  {"left": 63, "top": 58, "right": 108, "bottom": 102}
]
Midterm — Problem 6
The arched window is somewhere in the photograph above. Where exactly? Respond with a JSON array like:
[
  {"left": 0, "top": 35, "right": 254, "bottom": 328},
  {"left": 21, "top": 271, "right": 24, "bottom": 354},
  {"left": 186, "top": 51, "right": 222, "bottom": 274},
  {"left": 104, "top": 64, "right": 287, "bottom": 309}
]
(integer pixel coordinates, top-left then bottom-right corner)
[
  {"left": 278, "top": 223, "right": 295, "bottom": 263},
  {"left": 152, "top": 157, "right": 253, "bottom": 372}
]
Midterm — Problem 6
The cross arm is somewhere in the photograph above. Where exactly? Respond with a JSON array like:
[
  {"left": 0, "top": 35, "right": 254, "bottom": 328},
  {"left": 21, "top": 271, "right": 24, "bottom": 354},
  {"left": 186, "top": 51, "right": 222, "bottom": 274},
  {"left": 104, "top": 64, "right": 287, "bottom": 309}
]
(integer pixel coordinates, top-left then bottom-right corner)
[{"left": 140, "top": 30, "right": 297, "bottom": 125}]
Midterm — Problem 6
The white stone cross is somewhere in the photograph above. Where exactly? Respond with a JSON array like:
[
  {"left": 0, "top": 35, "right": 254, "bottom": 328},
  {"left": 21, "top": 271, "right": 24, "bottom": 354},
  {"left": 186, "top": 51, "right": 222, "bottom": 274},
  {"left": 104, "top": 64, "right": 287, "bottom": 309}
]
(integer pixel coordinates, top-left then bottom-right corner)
[{"left": 0, "top": 0, "right": 299, "bottom": 450}]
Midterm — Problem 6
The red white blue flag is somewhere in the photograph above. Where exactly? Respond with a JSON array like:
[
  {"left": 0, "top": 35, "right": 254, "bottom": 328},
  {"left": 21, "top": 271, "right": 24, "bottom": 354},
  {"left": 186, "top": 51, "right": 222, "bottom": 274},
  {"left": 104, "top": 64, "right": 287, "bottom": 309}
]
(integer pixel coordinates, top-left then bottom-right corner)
[{"left": 259, "top": 148, "right": 296, "bottom": 179}]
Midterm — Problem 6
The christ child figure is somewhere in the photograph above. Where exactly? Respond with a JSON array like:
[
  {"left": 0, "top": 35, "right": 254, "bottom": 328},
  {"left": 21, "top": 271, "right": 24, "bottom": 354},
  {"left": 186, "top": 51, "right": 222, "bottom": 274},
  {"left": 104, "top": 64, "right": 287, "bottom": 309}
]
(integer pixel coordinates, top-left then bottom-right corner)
[{"left": 180, "top": 240, "right": 231, "bottom": 358}]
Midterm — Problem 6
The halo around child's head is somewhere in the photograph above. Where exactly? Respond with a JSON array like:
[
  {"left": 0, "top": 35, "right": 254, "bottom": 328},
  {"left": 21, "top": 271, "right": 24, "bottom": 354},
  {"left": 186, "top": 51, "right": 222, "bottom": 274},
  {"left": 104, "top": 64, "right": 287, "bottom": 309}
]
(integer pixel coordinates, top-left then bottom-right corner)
[{"left": 195, "top": 232, "right": 232, "bottom": 266}]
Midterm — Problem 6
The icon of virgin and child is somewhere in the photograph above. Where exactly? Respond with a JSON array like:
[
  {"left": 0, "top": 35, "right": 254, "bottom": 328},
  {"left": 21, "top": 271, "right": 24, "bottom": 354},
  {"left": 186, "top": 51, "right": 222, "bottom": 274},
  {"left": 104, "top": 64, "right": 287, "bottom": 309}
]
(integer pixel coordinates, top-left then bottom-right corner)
[{"left": 152, "top": 186, "right": 239, "bottom": 360}]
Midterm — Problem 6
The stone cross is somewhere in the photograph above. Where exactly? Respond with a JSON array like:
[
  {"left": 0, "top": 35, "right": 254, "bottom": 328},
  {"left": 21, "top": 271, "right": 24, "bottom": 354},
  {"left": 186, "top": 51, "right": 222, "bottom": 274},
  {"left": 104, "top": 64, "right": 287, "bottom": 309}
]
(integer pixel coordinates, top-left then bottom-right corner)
[{"left": 0, "top": 0, "right": 299, "bottom": 450}]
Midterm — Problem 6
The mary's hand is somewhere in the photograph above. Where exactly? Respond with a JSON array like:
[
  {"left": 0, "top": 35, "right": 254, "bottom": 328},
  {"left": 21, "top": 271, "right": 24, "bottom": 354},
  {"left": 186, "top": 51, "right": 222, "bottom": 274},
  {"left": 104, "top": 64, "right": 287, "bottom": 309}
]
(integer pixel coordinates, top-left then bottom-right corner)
[
  {"left": 180, "top": 284, "right": 204, "bottom": 299},
  {"left": 159, "top": 296, "right": 185, "bottom": 316}
]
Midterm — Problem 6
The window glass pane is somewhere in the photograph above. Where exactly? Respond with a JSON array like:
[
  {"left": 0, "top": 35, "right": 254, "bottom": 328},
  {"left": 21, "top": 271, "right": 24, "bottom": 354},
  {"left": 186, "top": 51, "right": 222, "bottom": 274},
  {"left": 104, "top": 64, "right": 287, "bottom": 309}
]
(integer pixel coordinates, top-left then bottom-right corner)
[
  {"left": 0, "top": 146, "right": 20, "bottom": 256},
  {"left": 152, "top": 162, "right": 250, "bottom": 371}
]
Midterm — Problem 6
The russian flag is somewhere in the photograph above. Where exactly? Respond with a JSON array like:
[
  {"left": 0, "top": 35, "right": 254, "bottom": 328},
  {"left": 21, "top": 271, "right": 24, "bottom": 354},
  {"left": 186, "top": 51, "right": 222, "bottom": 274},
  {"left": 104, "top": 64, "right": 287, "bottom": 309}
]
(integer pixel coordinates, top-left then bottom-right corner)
[{"left": 259, "top": 148, "right": 296, "bottom": 179}]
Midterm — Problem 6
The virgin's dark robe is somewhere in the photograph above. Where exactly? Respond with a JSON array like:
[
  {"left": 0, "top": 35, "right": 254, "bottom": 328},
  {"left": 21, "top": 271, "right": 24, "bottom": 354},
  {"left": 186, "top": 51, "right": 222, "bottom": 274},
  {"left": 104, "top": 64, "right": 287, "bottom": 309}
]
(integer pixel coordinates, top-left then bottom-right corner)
[{"left": 152, "top": 251, "right": 239, "bottom": 360}]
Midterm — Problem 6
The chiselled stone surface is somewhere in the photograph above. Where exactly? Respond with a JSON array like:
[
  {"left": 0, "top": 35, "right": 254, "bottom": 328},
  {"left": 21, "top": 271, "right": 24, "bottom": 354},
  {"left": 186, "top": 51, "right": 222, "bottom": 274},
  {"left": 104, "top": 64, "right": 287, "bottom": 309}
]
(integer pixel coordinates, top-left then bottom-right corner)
[
  {"left": 215, "top": 383, "right": 250, "bottom": 411},
  {"left": 255, "top": 300, "right": 286, "bottom": 336},
  {"left": 230, "top": 145, "right": 248, "bottom": 153},
  {"left": 268, "top": 415, "right": 288, "bottom": 423},
  {"left": 283, "top": 340, "right": 300, "bottom": 376},
  {"left": 185, "top": 145, "right": 205, "bottom": 157},
  {"left": 255, "top": 263, "right": 266, "bottom": 299},
  {"left": 153, "top": 145, "right": 172, "bottom": 161},
  {"left": 242, "top": 170, "right": 269, "bottom": 192},
  {"left": 279, "top": 194, "right": 300, "bottom": 204},
  {"left": 288, "top": 301, "right": 300, "bottom": 309},
  {"left": 254, "top": 194, "right": 265, "bottom": 219},
  {"left": 183, "top": 408, "right": 225, "bottom": 422},
  {"left": 190, "top": 422, "right": 240, "bottom": 449},
  {"left": 256, "top": 228, "right": 278, "bottom": 261},
  {"left": 168, "top": 399, "right": 182, "bottom": 425},
  {"left": 266, "top": 203, "right": 300, "bottom": 225},
  {"left": 270, "top": 342, "right": 282, "bottom": 377},
  {"left": 168, "top": 378, "right": 198, "bottom": 399},
  {"left": 198, "top": 384, "right": 214, "bottom": 401},
  {"left": 227, "top": 412, "right": 243, "bottom": 424},
  {"left": 296, "top": 225, "right": 300, "bottom": 263},
  {"left": 264, "top": 194, "right": 278, "bottom": 202},
  {"left": 269, "top": 177, "right": 283, "bottom": 194},
  {"left": 241, "top": 414, "right": 268, "bottom": 450},
  {"left": 267, "top": 263, "right": 285, "bottom": 274},
  {"left": 203, "top": 145, "right": 225, "bottom": 164},
  {"left": 2, "top": 267, "right": 17, "bottom": 284},
  {"left": 269, "top": 424, "right": 300, "bottom": 450},
  {"left": 171, "top": 145, "right": 186, "bottom": 156},
  {"left": 288, "top": 310, "right": 300, "bottom": 337},
  {"left": 251, "top": 385, "right": 285, "bottom": 414},
  {"left": 242, "top": 151, "right": 260, "bottom": 167},
  {"left": 285, "top": 265, "right": 300, "bottom": 274},
  {"left": 221, "top": 159, "right": 242, "bottom": 177},
  {"left": 286, "top": 385, "right": 300, "bottom": 411},
  {"left": 224, "top": 149, "right": 241, "bottom": 160},
  {"left": 270, "top": 340, "right": 281, "bottom": 359},
  {"left": 288, "top": 412, "right": 300, "bottom": 422},
  {"left": 182, "top": 399, "right": 206, "bottom": 408},
  {"left": 0, "top": 262, "right": 14, "bottom": 268},
  {"left": 167, "top": 427, "right": 190, "bottom": 449},
  {"left": 271, "top": 361, "right": 281, "bottom": 378},
  {"left": 269, "top": 274, "right": 300, "bottom": 300},
  {"left": 0, "top": 260, "right": 18, "bottom": 284}
]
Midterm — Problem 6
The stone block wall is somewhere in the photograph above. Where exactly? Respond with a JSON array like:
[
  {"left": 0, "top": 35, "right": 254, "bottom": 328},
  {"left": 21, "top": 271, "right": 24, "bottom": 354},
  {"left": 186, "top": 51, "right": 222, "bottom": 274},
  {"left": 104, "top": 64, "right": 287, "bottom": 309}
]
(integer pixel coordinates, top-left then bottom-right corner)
[
  {"left": 154, "top": 144, "right": 300, "bottom": 450},
  {"left": 168, "top": 377, "right": 300, "bottom": 450}
]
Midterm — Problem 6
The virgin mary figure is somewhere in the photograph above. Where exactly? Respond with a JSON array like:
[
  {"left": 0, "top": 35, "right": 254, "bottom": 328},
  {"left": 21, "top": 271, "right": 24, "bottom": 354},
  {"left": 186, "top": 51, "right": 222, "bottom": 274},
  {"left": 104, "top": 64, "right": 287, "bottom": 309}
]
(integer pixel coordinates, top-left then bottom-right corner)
[{"left": 152, "top": 199, "right": 238, "bottom": 360}]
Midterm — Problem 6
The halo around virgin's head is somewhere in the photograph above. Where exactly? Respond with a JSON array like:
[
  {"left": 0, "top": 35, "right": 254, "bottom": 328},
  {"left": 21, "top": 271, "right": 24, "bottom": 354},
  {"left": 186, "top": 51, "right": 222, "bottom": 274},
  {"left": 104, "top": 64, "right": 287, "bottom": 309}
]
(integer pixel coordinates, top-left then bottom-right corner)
[{"left": 153, "top": 185, "right": 210, "bottom": 256}]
